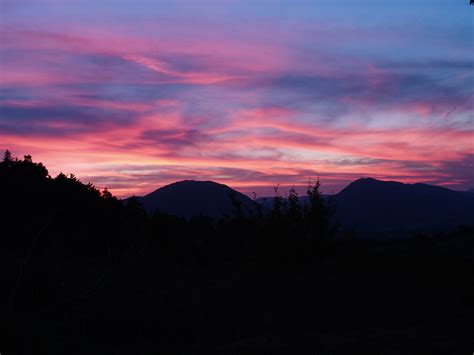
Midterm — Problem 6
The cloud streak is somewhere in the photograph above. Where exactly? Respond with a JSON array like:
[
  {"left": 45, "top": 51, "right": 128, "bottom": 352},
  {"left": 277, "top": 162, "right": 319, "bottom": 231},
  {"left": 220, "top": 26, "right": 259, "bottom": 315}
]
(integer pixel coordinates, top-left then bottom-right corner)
[{"left": 1, "top": 1, "right": 473, "bottom": 196}]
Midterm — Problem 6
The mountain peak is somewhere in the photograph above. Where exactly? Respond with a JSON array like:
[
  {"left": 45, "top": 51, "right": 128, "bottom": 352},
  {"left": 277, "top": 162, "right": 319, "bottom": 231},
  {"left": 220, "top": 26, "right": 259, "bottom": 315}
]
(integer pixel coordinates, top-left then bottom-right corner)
[
  {"left": 339, "top": 177, "right": 403, "bottom": 195},
  {"left": 139, "top": 180, "right": 256, "bottom": 218},
  {"left": 335, "top": 177, "right": 474, "bottom": 237},
  {"left": 151, "top": 179, "right": 229, "bottom": 189},
  {"left": 341, "top": 177, "right": 458, "bottom": 195}
]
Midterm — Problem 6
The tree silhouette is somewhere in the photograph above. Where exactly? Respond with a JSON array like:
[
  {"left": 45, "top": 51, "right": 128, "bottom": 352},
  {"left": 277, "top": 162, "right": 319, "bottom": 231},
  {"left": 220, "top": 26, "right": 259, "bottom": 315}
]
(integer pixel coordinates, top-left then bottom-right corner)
[
  {"left": 102, "top": 187, "right": 113, "bottom": 199},
  {"left": 3, "top": 149, "right": 12, "bottom": 162},
  {"left": 304, "top": 178, "right": 335, "bottom": 243}
]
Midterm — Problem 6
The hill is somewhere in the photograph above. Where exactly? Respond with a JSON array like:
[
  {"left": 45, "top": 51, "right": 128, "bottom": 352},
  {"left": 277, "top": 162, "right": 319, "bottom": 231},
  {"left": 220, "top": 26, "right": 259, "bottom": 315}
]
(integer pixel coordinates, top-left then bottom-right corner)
[
  {"left": 334, "top": 178, "right": 474, "bottom": 237},
  {"left": 133, "top": 177, "right": 474, "bottom": 236},
  {"left": 137, "top": 180, "right": 258, "bottom": 218},
  {"left": 255, "top": 178, "right": 474, "bottom": 237}
]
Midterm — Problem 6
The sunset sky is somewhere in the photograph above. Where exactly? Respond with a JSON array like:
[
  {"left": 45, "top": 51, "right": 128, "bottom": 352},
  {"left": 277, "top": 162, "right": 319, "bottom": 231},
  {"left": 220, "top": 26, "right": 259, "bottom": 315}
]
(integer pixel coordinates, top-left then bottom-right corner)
[{"left": 1, "top": 0, "right": 473, "bottom": 197}]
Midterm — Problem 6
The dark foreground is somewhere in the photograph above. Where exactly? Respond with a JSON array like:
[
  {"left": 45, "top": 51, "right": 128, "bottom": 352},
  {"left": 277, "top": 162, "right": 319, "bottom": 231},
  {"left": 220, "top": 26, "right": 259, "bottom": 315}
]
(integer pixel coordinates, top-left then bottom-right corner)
[
  {"left": 1, "top": 153, "right": 473, "bottom": 354},
  {"left": 2, "top": 233, "right": 474, "bottom": 355}
]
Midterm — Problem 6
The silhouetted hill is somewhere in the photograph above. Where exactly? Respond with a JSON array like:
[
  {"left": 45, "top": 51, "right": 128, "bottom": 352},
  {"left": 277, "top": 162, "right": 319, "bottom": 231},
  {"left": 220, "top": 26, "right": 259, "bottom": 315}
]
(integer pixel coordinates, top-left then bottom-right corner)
[
  {"left": 334, "top": 178, "right": 474, "bottom": 237},
  {"left": 137, "top": 180, "right": 258, "bottom": 218}
]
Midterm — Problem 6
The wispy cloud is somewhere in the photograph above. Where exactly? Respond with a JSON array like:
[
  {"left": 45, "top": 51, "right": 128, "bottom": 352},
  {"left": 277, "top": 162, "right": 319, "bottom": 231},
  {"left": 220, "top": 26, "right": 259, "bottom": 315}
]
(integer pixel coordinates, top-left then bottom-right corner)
[{"left": 1, "top": 1, "right": 473, "bottom": 196}]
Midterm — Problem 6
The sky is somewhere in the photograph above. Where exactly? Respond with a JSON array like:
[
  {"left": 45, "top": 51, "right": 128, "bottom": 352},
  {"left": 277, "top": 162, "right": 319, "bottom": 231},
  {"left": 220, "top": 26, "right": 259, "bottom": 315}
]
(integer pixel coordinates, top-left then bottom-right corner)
[{"left": 1, "top": 0, "right": 473, "bottom": 197}]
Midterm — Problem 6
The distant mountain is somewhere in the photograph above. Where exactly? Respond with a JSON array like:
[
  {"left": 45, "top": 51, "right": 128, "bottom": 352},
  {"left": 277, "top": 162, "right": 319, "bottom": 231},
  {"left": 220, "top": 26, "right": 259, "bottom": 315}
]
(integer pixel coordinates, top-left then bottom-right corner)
[
  {"left": 137, "top": 180, "right": 258, "bottom": 219},
  {"left": 134, "top": 178, "right": 473, "bottom": 236},
  {"left": 255, "top": 178, "right": 474, "bottom": 237},
  {"left": 334, "top": 178, "right": 474, "bottom": 237}
]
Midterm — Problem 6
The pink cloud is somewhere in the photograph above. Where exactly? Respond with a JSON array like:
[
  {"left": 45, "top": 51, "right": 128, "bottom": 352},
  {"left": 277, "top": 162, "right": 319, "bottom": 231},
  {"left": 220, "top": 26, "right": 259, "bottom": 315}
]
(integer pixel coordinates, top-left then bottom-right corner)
[{"left": 1, "top": 14, "right": 473, "bottom": 196}]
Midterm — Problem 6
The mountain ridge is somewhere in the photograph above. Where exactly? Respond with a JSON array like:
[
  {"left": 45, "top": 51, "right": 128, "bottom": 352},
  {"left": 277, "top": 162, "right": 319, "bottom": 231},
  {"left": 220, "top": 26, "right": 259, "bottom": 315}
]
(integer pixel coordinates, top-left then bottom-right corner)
[
  {"left": 334, "top": 177, "right": 474, "bottom": 236},
  {"left": 129, "top": 177, "right": 474, "bottom": 236},
  {"left": 136, "top": 180, "right": 258, "bottom": 219}
]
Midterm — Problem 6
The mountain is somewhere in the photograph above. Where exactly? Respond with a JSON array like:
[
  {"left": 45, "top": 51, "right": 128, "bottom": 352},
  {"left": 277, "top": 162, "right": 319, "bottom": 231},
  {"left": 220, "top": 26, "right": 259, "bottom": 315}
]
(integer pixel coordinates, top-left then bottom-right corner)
[
  {"left": 137, "top": 180, "right": 258, "bottom": 219},
  {"left": 134, "top": 178, "right": 473, "bottom": 236},
  {"left": 333, "top": 178, "right": 474, "bottom": 237}
]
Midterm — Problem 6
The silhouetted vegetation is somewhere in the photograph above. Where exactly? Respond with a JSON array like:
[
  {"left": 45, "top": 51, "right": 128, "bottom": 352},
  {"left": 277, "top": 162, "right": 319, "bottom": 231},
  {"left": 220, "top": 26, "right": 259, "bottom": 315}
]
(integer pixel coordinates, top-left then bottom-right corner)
[{"left": 1, "top": 152, "right": 473, "bottom": 354}]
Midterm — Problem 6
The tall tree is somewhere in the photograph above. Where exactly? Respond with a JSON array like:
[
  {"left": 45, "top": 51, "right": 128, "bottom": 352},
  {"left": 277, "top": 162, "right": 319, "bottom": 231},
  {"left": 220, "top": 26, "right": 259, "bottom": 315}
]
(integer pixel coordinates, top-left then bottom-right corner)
[{"left": 3, "top": 149, "right": 12, "bottom": 162}]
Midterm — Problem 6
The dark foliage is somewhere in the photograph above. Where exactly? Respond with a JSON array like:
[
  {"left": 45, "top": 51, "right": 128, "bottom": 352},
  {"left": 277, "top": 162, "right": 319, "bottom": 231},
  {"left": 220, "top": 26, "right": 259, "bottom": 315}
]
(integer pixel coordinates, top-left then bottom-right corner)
[{"left": 1, "top": 151, "right": 473, "bottom": 354}]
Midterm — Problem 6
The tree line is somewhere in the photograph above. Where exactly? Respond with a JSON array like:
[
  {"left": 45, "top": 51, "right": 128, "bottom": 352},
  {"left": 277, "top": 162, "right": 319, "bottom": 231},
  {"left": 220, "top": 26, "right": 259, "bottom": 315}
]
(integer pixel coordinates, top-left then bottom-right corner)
[
  {"left": 2, "top": 150, "right": 473, "bottom": 354},
  {"left": 0, "top": 150, "right": 338, "bottom": 268}
]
